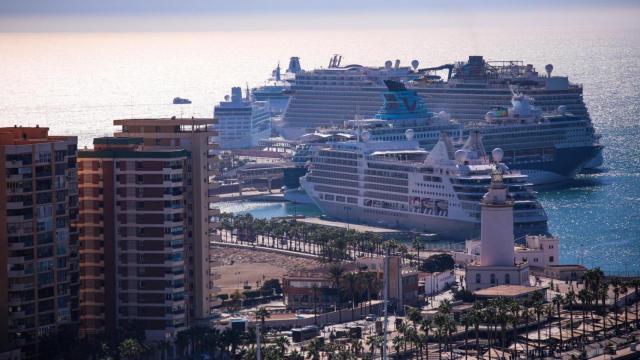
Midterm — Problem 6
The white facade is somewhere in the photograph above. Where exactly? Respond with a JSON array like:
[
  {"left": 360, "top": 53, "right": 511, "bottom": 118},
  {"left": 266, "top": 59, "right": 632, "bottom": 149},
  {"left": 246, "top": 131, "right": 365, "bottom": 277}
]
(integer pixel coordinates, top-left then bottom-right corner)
[
  {"left": 422, "top": 271, "right": 455, "bottom": 296},
  {"left": 466, "top": 265, "right": 530, "bottom": 292},
  {"left": 478, "top": 171, "right": 516, "bottom": 267},
  {"left": 465, "top": 234, "right": 560, "bottom": 269},
  {"left": 214, "top": 87, "right": 271, "bottom": 149}
]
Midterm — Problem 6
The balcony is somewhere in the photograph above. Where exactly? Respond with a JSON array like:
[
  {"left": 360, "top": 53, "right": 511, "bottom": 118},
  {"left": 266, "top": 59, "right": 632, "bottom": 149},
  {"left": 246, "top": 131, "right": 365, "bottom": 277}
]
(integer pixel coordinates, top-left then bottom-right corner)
[{"left": 9, "top": 282, "right": 35, "bottom": 291}]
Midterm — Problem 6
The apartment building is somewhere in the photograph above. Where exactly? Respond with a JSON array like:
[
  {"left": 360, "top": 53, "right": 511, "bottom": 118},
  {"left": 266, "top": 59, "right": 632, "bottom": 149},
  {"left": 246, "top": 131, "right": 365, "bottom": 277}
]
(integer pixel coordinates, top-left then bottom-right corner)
[
  {"left": 78, "top": 137, "right": 188, "bottom": 340},
  {"left": 112, "top": 118, "right": 222, "bottom": 323},
  {"left": 0, "top": 126, "right": 80, "bottom": 359}
]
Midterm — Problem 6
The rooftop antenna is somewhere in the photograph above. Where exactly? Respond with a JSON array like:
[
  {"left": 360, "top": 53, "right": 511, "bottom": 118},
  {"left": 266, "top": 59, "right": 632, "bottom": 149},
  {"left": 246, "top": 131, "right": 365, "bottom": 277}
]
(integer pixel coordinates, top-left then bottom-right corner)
[{"left": 245, "top": 82, "right": 250, "bottom": 101}]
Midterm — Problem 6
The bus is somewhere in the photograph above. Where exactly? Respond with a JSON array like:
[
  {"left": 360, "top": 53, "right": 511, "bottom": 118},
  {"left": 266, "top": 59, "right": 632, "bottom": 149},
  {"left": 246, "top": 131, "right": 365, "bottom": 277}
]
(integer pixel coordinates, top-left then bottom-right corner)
[{"left": 291, "top": 325, "right": 320, "bottom": 342}]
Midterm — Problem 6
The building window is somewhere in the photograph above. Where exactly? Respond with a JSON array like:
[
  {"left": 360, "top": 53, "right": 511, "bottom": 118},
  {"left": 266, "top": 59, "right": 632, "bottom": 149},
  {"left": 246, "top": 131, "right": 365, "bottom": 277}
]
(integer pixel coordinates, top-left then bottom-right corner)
[
  {"left": 549, "top": 256, "right": 554, "bottom": 263},
  {"left": 490, "top": 274, "right": 496, "bottom": 284},
  {"left": 475, "top": 274, "right": 481, "bottom": 283},
  {"left": 505, "top": 274, "right": 511, "bottom": 284}
]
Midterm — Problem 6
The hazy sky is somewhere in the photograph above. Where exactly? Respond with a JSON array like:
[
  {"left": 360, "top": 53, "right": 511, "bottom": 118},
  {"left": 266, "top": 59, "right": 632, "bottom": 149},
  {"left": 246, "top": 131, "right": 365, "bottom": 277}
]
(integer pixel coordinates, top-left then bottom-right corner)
[
  {"left": 1, "top": 0, "right": 638, "bottom": 32},
  {"left": 1, "top": 0, "right": 637, "bottom": 15}
]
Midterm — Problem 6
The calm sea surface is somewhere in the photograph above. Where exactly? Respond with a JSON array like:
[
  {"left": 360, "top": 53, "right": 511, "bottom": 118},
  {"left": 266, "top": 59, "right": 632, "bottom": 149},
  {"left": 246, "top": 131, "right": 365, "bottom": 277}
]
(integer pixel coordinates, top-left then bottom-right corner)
[{"left": 1, "top": 23, "right": 638, "bottom": 272}]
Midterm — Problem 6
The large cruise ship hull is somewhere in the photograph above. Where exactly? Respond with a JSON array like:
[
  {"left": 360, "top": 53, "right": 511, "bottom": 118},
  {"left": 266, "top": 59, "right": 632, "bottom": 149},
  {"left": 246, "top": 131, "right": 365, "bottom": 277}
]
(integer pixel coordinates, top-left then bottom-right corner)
[
  {"left": 308, "top": 197, "right": 547, "bottom": 241},
  {"left": 512, "top": 145, "right": 602, "bottom": 184}
]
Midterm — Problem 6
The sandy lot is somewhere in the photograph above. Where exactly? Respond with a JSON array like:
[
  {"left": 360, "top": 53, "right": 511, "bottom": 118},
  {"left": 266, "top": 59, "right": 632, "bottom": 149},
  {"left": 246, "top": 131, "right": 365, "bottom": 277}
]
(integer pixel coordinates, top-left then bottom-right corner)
[{"left": 211, "top": 246, "right": 320, "bottom": 294}]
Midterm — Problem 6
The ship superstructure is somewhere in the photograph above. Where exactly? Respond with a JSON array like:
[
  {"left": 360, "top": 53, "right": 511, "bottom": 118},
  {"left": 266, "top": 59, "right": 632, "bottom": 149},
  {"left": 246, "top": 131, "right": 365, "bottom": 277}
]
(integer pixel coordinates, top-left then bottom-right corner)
[
  {"left": 300, "top": 131, "right": 548, "bottom": 240},
  {"left": 214, "top": 87, "right": 271, "bottom": 149},
  {"left": 251, "top": 57, "right": 301, "bottom": 115},
  {"left": 293, "top": 80, "right": 601, "bottom": 184},
  {"left": 362, "top": 81, "right": 601, "bottom": 184}
]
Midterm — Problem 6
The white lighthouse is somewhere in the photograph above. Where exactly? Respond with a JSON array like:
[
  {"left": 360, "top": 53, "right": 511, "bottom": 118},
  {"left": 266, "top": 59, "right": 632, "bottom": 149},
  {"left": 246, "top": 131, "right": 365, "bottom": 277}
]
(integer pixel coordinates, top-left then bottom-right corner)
[
  {"left": 479, "top": 148, "right": 516, "bottom": 267},
  {"left": 465, "top": 148, "right": 530, "bottom": 292}
]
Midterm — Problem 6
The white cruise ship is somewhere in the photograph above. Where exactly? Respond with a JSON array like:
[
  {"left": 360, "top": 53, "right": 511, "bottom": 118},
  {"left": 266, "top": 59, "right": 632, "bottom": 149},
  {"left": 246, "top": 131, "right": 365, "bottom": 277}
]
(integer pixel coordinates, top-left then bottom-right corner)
[
  {"left": 214, "top": 87, "right": 271, "bottom": 149},
  {"left": 300, "top": 130, "right": 548, "bottom": 241},
  {"left": 281, "top": 55, "right": 603, "bottom": 169},
  {"left": 251, "top": 57, "right": 301, "bottom": 115}
]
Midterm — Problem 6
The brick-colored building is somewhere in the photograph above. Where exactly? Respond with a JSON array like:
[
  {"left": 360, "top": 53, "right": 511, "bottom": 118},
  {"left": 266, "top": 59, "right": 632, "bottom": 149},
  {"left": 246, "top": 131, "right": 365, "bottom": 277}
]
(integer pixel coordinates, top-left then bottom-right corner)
[
  {"left": 78, "top": 137, "right": 189, "bottom": 340},
  {"left": 282, "top": 271, "right": 338, "bottom": 311},
  {"left": 0, "top": 126, "right": 80, "bottom": 359},
  {"left": 112, "top": 118, "right": 222, "bottom": 323}
]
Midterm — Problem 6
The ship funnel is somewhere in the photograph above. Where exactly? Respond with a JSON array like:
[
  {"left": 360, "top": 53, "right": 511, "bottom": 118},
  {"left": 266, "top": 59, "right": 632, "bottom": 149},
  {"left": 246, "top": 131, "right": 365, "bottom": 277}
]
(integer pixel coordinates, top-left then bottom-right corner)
[
  {"left": 411, "top": 59, "right": 419, "bottom": 71},
  {"left": 384, "top": 60, "right": 392, "bottom": 70},
  {"left": 231, "top": 87, "right": 242, "bottom": 102},
  {"left": 287, "top": 57, "right": 302, "bottom": 73},
  {"left": 394, "top": 59, "right": 400, "bottom": 69}
]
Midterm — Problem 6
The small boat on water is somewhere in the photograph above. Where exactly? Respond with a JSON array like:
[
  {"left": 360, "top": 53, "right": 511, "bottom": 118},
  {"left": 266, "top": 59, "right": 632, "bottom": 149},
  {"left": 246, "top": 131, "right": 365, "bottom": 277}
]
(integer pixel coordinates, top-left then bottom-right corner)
[{"left": 173, "top": 97, "right": 191, "bottom": 104}]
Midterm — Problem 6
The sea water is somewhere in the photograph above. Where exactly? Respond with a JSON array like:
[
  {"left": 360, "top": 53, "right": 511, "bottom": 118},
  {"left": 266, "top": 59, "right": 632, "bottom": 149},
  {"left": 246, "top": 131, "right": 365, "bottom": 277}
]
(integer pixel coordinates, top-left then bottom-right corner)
[{"left": 1, "top": 15, "right": 638, "bottom": 273}]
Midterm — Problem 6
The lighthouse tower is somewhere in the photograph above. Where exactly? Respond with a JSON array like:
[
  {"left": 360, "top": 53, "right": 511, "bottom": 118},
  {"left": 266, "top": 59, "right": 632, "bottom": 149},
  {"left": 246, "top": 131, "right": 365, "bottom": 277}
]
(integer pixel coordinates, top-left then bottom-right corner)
[
  {"left": 465, "top": 148, "right": 530, "bottom": 291},
  {"left": 479, "top": 149, "right": 516, "bottom": 267}
]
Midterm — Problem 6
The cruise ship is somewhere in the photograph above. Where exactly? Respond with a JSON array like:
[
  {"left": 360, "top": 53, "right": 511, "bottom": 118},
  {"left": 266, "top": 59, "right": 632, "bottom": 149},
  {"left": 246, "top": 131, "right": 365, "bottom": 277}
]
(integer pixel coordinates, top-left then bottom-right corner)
[
  {"left": 281, "top": 55, "right": 603, "bottom": 169},
  {"left": 251, "top": 57, "right": 301, "bottom": 115},
  {"left": 362, "top": 81, "right": 601, "bottom": 184},
  {"left": 292, "top": 80, "right": 601, "bottom": 185},
  {"left": 300, "top": 131, "right": 549, "bottom": 240},
  {"left": 214, "top": 87, "right": 271, "bottom": 149}
]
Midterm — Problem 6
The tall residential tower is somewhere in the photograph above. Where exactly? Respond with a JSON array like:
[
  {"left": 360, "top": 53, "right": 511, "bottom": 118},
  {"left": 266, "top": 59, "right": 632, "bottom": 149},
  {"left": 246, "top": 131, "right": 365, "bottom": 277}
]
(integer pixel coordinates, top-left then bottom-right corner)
[
  {"left": 112, "top": 118, "right": 222, "bottom": 324},
  {"left": 78, "top": 137, "right": 188, "bottom": 340},
  {"left": 0, "top": 126, "right": 80, "bottom": 359}
]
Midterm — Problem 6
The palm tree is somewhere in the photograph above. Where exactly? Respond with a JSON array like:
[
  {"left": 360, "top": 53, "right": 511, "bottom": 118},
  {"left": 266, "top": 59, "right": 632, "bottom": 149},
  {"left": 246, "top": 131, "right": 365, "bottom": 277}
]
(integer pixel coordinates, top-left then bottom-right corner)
[
  {"left": 350, "top": 338, "right": 364, "bottom": 358},
  {"left": 392, "top": 335, "right": 404, "bottom": 360},
  {"left": 412, "top": 235, "right": 424, "bottom": 263},
  {"left": 620, "top": 282, "right": 629, "bottom": 331},
  {"left": 493, "top": 297, "right": 511, "bottom": 349},
  {"left": 118, "top": 338, "right": 144, "bottom": 360},
  {"left": 328, "top": 263, "right": 346, "bottom": 322},
  {"left": 523, "top": 307, "right": 534, "bottom": 358},
  {"left": 222, "top": 329, "right": 241, "bottom": 358},
  {"left": 565, "top": 288, "right": 576, "bottom": 349},
  {"left": 469, "top": 303, "right": 483, "bottom": 354},
  {"left": 420, "top": 319, "right": 432, "bottom": 360},
  {"left": 366, "top": 335, "right": 382, "bottom": 359},
  {"left": 274, "top": 336, "right": 291, "bottom": 357},
  {"left": 544, "top": 304, "right": 555, "bottom": 355},
  {"left": 578, "top": 288, "right": 591, "bottom": 348},
  {"left": 461, "top": 313, "right": 473, "bottom": 360},
  {"left": 434, "top": 300, "right": 454, "bottom": 359},
  {"left": 611, "top": 277, "right": 622, "bottom": 333},
  {"left": 599, "top": 281, "right": 610, "bottom": 338},
  {"left": 508, "top": 300, "right": 521, "bottom": 359},
  {"left": 255, "top": 307, "right": 271, "bottom": 332},
  {"left": 534, "top": 301, "right": 544, "bottom": 358},
  {"left": 553, "top": 294, "right": 564, "bottom": 351},
  {"left": 288, "top": 349, "right": 305, "bottom": 360},
  {"left": 306, "top": 337, "right": 323, "bottom": 360},
  {"left": 343, "top": 272, "right": 360, "bottom": 321},
  {"left": 433, "top": 313, "right": 454, "bottom": 360},
  {"left": 364, "top": 271, "right": 376, "bottom": 314}
]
